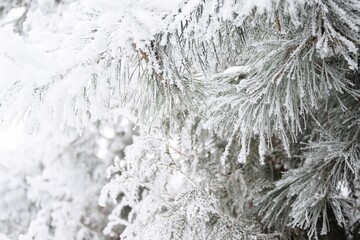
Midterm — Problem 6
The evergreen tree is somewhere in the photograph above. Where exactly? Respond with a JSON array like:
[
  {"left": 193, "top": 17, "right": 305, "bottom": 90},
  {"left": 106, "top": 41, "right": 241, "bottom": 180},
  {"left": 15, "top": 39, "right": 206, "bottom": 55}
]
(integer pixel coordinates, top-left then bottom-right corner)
[{"left": 0, "top": 0, "right": 359, "bottom": 239}]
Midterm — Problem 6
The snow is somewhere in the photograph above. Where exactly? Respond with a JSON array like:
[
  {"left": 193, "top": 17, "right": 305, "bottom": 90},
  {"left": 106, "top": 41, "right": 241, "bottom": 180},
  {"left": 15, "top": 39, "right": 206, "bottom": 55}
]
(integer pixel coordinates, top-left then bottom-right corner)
[
  {"left": 0, "top": 125, "right": 25, "bottom": 151},
  {"left": 223, "top": 65, "right": 251, "bottom": 75},
  {"left": 0, "top": 6, "right": 26, "bottom": 26},
  {"left": 0, "top": 0, "right": 359, "bottom": 239},
  {"left": 0, "top": 233, "right": 11, "bottom": 240}
]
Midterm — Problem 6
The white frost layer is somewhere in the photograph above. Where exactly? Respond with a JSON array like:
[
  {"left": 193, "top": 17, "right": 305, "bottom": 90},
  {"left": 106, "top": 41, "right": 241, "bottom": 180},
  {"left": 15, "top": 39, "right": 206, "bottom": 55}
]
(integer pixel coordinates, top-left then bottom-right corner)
[{"left": 223, "top": 65, "right": 251, "bottom": 75}]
